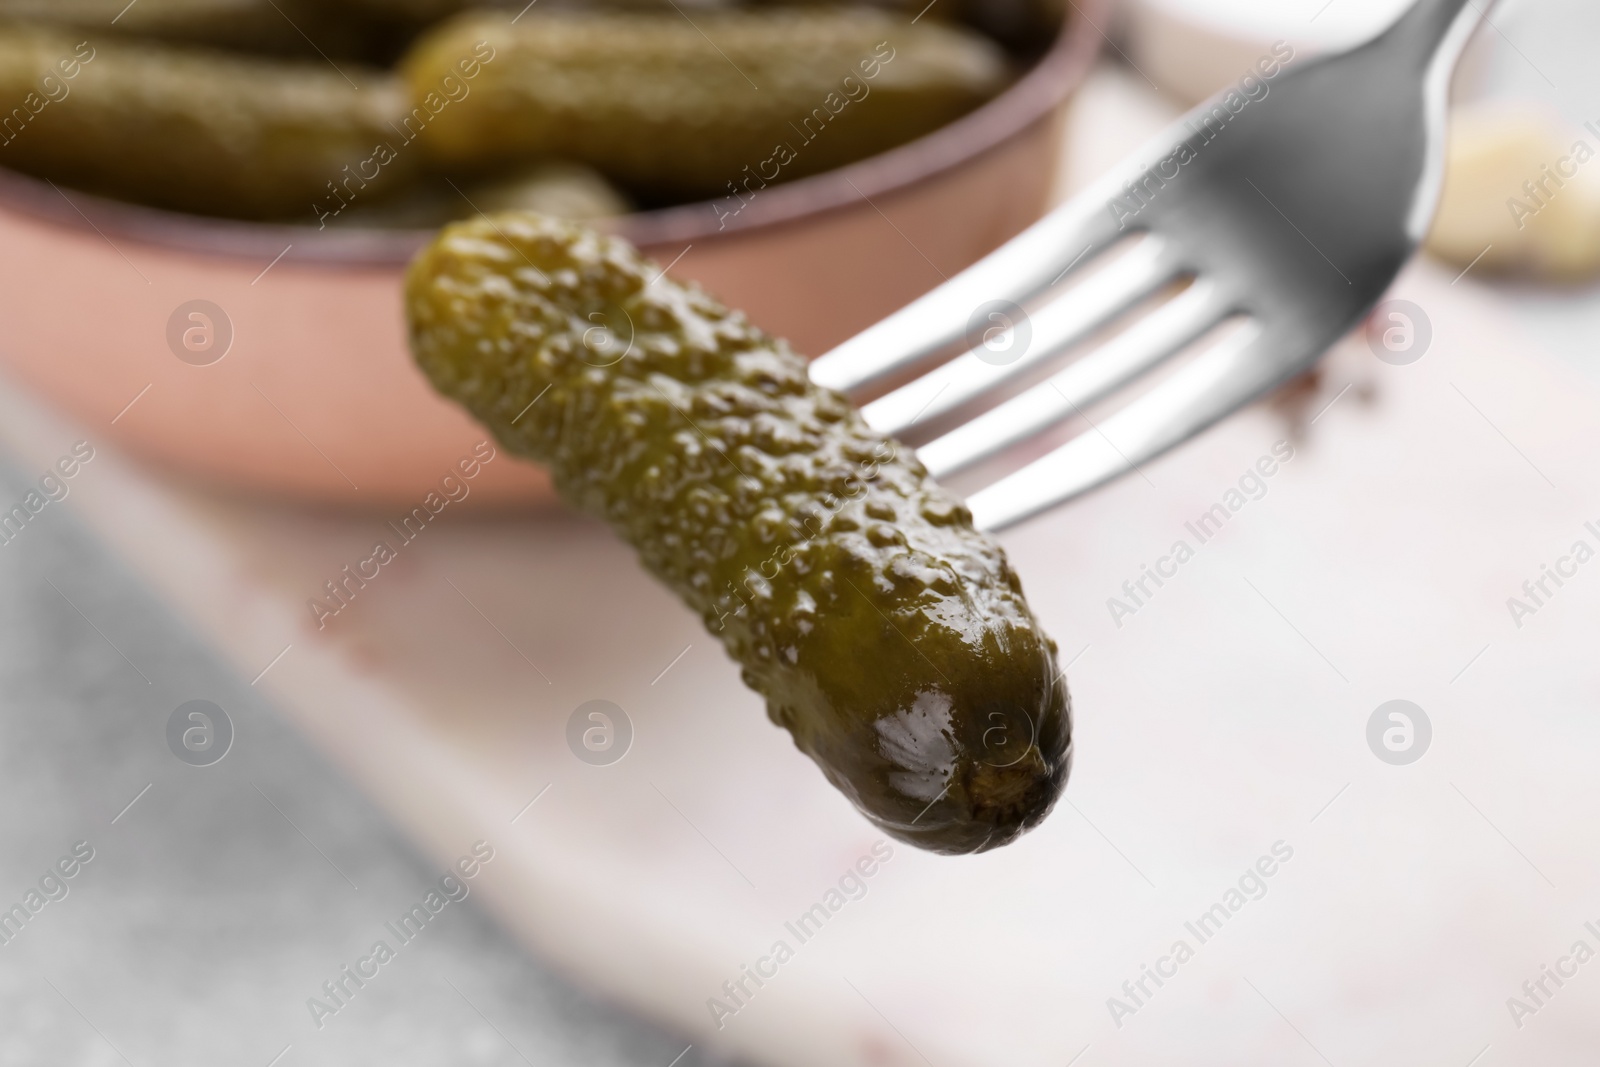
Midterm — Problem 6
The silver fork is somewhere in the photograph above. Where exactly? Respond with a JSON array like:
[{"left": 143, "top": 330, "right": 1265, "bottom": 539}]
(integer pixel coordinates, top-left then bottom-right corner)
[{"left": 808, "top": 0, "right": 1495, "bottom": 531}]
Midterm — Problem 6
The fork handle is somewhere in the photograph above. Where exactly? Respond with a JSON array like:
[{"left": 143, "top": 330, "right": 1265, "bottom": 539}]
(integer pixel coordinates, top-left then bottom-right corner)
[
  {"left": 1384, "top": 0, "right": 1496, "bottom": 70},
  {"left": 1377, "top": 0, "right": 1499, "bottom": 240}
]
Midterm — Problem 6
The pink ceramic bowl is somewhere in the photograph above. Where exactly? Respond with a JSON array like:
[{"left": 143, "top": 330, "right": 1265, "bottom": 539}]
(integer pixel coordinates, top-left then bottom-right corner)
[{"left": 0, "top": 9, "right": 1103, "bottom": 508}]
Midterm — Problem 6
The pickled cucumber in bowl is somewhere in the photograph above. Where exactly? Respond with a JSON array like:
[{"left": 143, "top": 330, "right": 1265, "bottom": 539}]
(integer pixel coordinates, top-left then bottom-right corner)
[
  {"left": 402, "top": 9, "right": 1008, "bottom": 202},
  {"left": 0, "top": 0, "right": 1062, "bottom": 225},
  {"left": 0, "top": 0, "right": 372, "bottom": 56}
]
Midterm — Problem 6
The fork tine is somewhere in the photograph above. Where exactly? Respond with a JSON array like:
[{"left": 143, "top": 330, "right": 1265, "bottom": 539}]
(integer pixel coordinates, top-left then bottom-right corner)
[
  {"left": 861, "top": 238, "right": 1179, "bottom": 436},
  {"left": 965, "top": 323, "right": 1314, "bottom": 531},
  {"left": 807, "top": 195, "right": 1130, "bottom": 394},
  {"left": 916, "top": 280, "right": 1228, "bottom": 478}
]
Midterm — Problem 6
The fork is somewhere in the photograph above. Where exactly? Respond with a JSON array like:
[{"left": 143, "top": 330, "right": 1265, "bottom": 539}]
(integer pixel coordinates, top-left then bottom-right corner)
[{"left": 807, "top": 0, "right": 1495, "bottom": 531}]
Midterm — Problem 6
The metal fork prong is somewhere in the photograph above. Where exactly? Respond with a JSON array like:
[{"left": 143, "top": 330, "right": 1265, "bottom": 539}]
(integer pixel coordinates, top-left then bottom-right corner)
[
  {"left": 860, "top": 239, "right": 1178, "bottom": 436},
  {"left": 807, "top": 198, "right": 1129, "bottom": 395},
  {"left": 967, "top": 324, "right": 1316, "bottom": 531},
  {"left": 916, "top": 281, "right": 1228, "bottom": 479}
]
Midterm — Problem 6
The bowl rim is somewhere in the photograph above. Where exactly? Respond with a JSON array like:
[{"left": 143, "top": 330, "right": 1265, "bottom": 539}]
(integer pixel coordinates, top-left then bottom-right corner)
[{"left": 0, "top": 1, "right": 1106, "bottom": 267}]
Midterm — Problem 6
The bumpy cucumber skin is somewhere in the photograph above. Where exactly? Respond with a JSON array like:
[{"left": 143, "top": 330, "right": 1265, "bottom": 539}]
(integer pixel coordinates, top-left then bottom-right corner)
[
  {"left": 401, "top": 9, "right": 1008, "bottom": 198},
  {"left": 0, "top": 27, "right": 415, "bottom": 218},
  {"left": 406, "top": 213, "right": 1071, "bottom": 854}
]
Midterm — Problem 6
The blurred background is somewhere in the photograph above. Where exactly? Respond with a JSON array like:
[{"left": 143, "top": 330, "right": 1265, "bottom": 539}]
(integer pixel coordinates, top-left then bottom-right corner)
[{"left": 0, "top": 0, "right": 1597, "bottom": 1065}]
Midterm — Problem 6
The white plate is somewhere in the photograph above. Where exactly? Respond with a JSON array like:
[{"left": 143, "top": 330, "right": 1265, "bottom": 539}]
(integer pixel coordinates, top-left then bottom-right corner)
[{"left": 5, "top": 252, "right": 1597, "bottom": 1065}]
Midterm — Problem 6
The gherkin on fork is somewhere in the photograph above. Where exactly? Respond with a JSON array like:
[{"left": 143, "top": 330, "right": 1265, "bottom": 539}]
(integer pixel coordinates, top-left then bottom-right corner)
[{"left": 406, "top": 212, "right": 1072, "bottom": 853}]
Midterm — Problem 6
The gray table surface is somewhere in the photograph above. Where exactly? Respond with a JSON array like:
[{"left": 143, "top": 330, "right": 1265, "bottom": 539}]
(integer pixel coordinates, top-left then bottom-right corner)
[{"left": 0, "top": 448, "right": 731, "bottom": 1066}]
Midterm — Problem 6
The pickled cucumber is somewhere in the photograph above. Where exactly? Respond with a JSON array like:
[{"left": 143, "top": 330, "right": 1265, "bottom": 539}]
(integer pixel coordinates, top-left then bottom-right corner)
[
  {"left": 406, "top": 212, "right": 1071, "bottom": 854},
  {"left": 465, "top": 160, "right": 631, "bottom": 219},
  {"left": 0, "top": 0, "right": 377, "bottom": 58},
  {"left": 400, "top": 9, "right": 1009, "bottom": 198},
  {"left": 328, "top": 161, "right": 629, "bottom": 228},
  {"left": 0, "top": 26, "right": 417, "bottom": 218}
]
